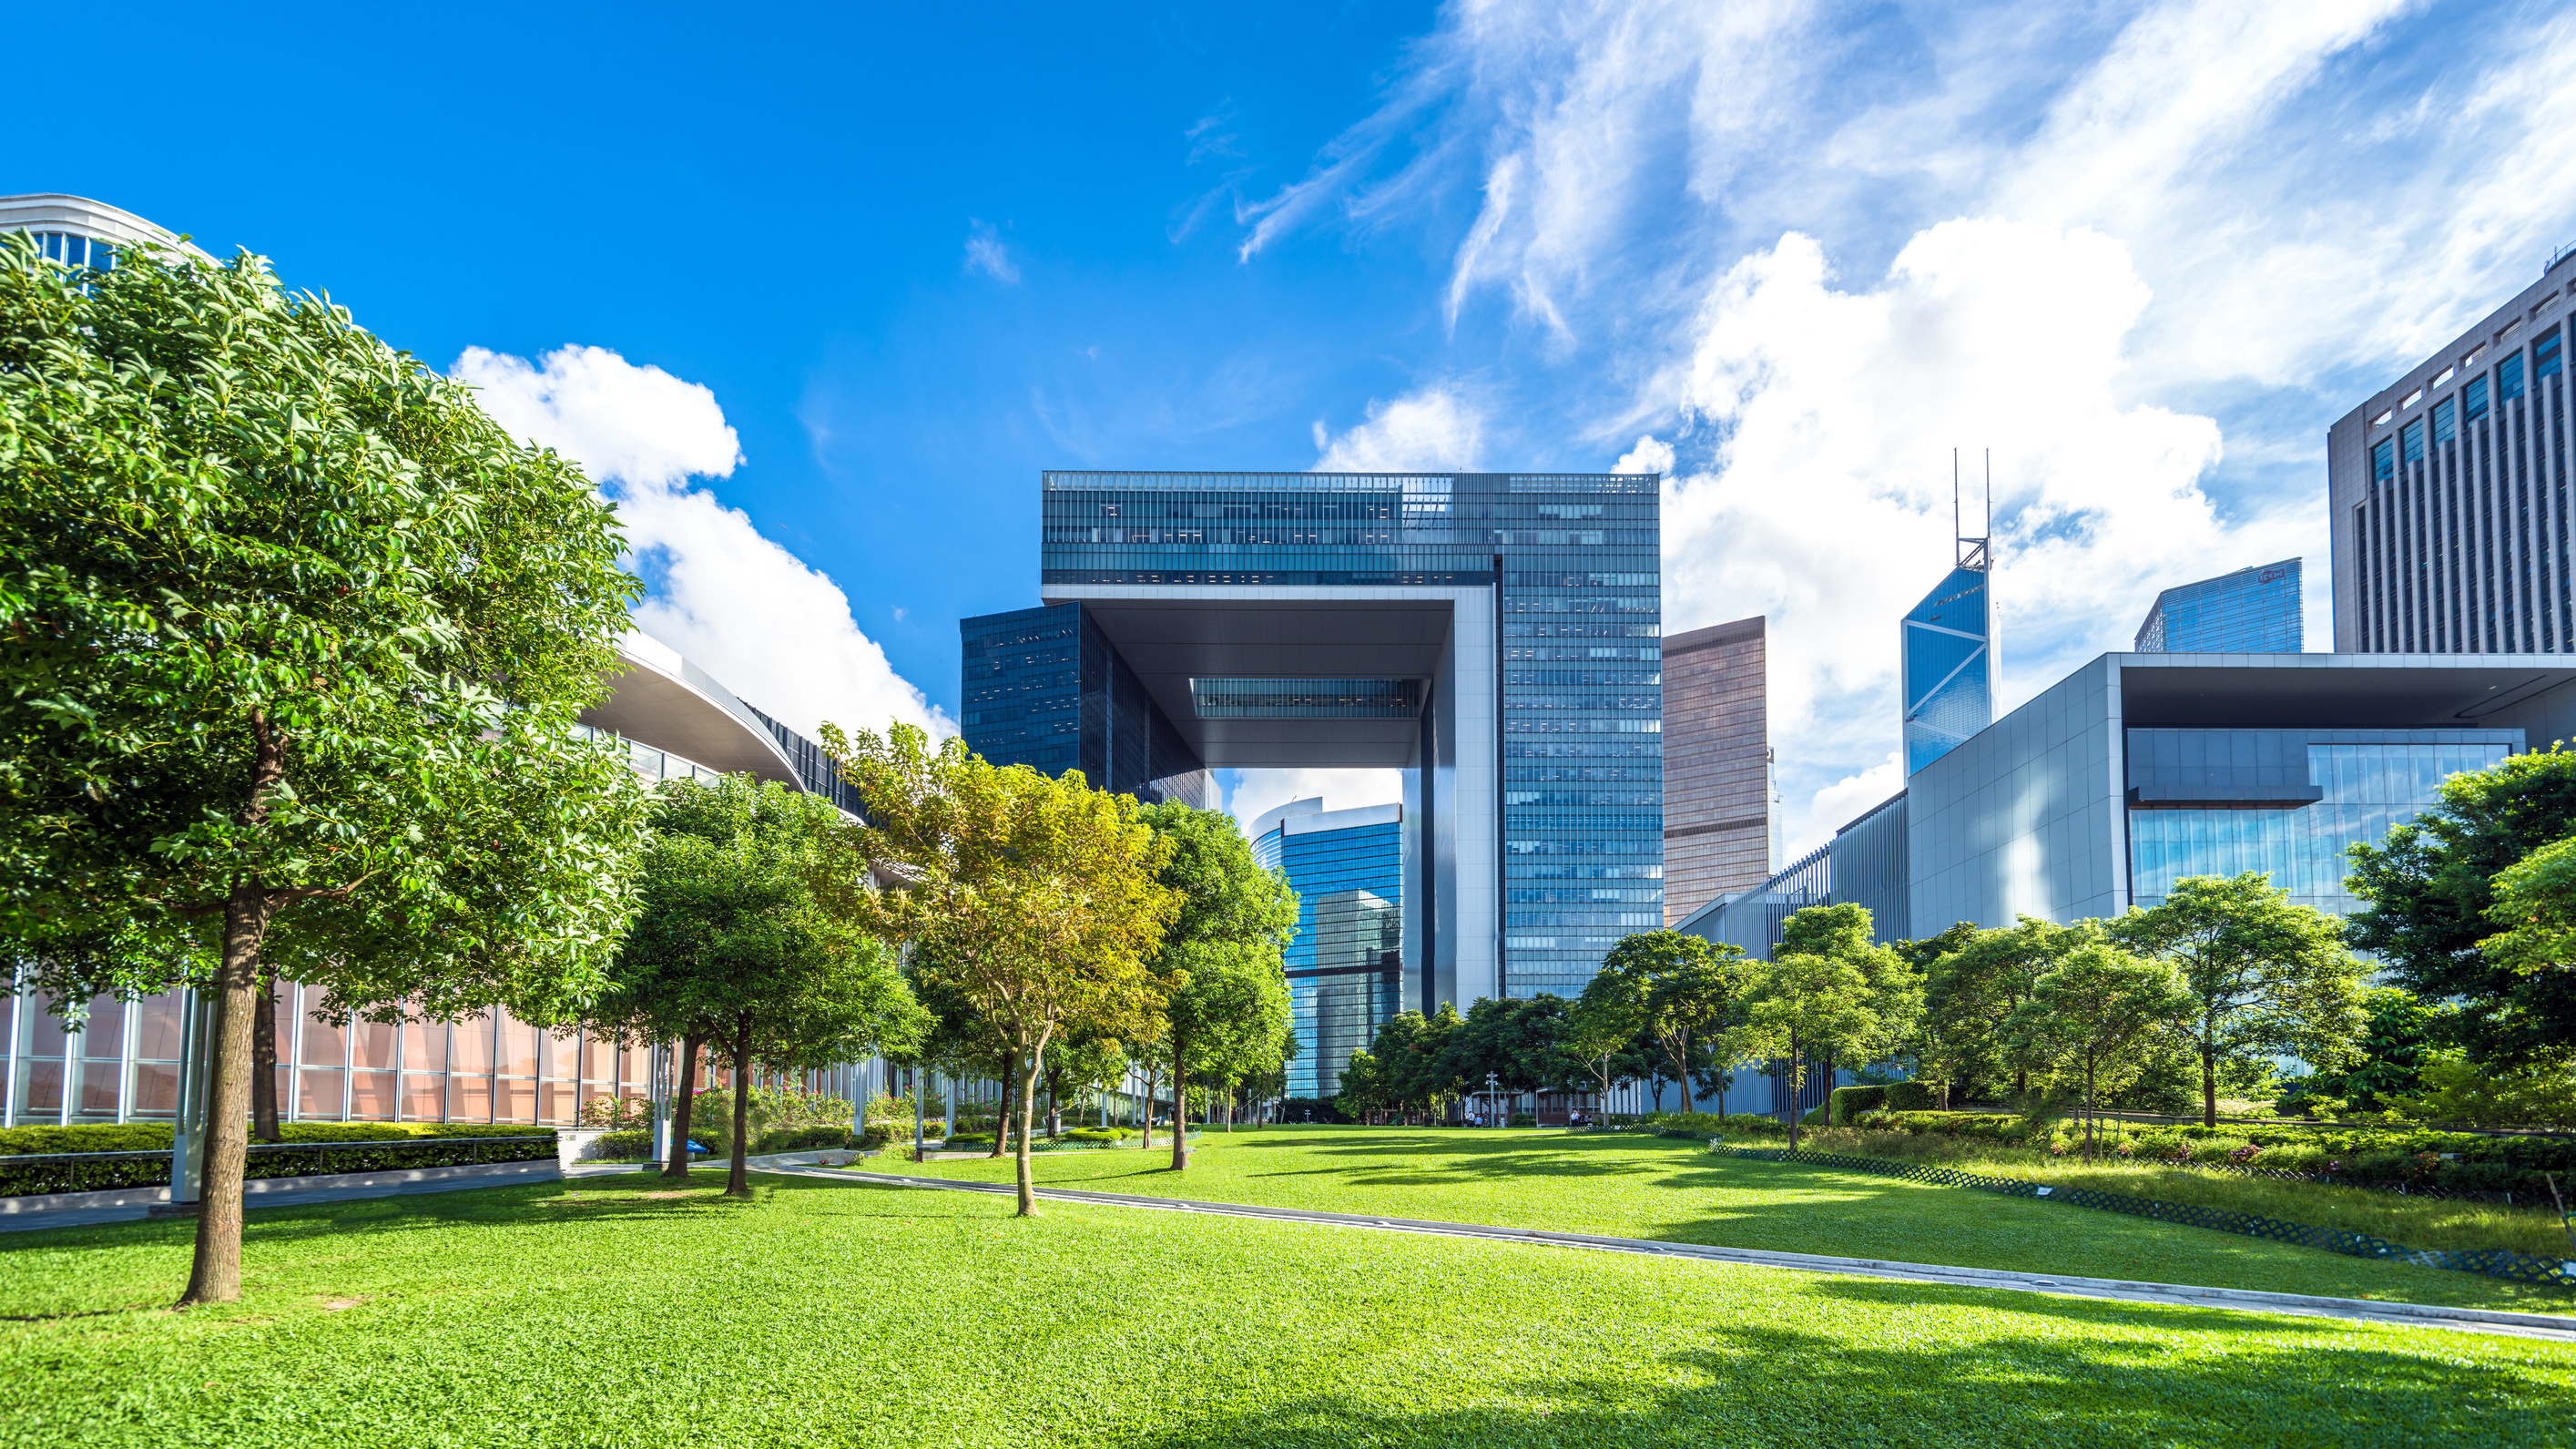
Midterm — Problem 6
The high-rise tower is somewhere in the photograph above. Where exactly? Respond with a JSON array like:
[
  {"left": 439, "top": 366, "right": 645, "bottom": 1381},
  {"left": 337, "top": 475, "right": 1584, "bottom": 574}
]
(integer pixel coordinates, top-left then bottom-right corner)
[{"left": 1902, "top": 460, "right": 1994, "bottom": 775}]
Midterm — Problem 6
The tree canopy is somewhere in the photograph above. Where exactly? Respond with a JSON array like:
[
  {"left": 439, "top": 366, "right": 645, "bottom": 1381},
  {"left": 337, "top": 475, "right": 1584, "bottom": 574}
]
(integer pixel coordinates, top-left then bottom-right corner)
[
  {"left": 833, "top": 723, "right": 1176, "bottom": 1214},
  {"left": 0, "top": 237, "right": 647, "bottom": 1303},
  {"left": 1599, "top": 930, "right": 1747, "bottom": 1116},
  {"left": 2345, "top": 745, "right": 2576, "bottom": 1067},
  {"left": 1742, "top": 904, "right": 1915, "bottom": 1149},
  {"left": 1135, "top": 802, "right": 1297, "bottom": 1169},
  {"left": 2005, "top": 941, "right": 2194, "bottom": 1158}
]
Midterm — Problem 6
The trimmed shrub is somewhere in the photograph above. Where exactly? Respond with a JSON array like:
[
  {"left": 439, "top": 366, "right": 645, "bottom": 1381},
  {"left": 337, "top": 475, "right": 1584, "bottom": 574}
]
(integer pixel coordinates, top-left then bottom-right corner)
[
  {"left": 1, "top": 1125, "right": 559, "bottom": 1198},
  {"left": 944, "top": 1133, "right": 995, "bottom": 1148},
  {"left": 1828, "top": 1086, "right": 1889, "bottom": 1126},
  {"left": 753, "top": 1125, "right": 850, "bottom": 1154},
  {"left": 1507, "top": 1112, "right": 1536, "bottom": 1128},
  {"left": 1883, "top": 1081, "right": 1936, "bottom": 1112},
  {"left": 592, "top": 1130, "right": 655, "bottom": 1160},
  {"left": 1063, "top": 1128, "right": 1133, "bottom": 1142}
]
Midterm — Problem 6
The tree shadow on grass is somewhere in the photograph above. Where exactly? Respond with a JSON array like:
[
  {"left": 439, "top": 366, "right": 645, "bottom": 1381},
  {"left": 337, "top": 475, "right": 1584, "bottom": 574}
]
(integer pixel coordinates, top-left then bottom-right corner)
[{"left": 1128, "top": 1308, "right": 2575, "bottom": 1449}]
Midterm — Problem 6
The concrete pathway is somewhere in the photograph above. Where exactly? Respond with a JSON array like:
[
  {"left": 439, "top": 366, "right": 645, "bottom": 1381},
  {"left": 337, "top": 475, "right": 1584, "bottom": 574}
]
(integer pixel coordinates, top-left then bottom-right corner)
[{"left": 746, "top": 1154, "right": 2576, "bottom": 1344}]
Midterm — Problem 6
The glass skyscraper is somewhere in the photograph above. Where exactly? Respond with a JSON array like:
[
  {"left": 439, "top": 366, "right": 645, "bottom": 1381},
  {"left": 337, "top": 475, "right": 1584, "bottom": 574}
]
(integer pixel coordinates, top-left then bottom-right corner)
[
  {"left": 1252, "top": 801, "right": 1405, "bottom": 1097},
  {"left": 1902, "top": 561, "right": 1992, "bottom": 775},
  {"left": 958, "top": 604, "right": 1211, "bottom": 806},
  {"left": 2134, "top": 559, "right": 2303, "bottom": 653},
  {"left": 972, "top": 469, "right": 1661, "bottom": 1006},
  {"left": 2126, "top": 727, "right": 2516, "bottom": 917}
]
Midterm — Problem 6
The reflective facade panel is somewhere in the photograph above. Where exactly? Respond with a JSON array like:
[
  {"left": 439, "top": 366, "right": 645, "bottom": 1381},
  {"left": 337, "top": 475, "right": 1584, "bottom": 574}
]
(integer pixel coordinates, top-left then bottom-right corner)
[
  {"left": 1902, "top": 565, "right": 1992, "bottom": 774},
  {"left": 1036, "top": 471, "right": 1661, "bottom": 1000},
  {"left": 958, "top": 602, "right": 1211, "bottom": 807},
  {"left": 2126, "top": 728, "right": 2517, "bottom": 917},
  {"left": 2134, "top": 558, "right": 2303, "bottom": 653},
  {"left": 1255, "top": 804, "right": 1405, "bottom": 1098}
]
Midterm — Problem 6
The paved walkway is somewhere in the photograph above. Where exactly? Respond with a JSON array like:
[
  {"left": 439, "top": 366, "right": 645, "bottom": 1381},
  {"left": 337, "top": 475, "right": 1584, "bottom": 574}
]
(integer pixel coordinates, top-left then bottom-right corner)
[{"left": 746, "top": 1155, "right": 2576, "bottom": 1344}]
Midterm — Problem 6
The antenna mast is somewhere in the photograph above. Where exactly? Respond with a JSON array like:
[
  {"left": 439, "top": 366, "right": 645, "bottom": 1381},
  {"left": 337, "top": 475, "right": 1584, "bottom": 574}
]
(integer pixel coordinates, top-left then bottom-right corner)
[{"left": 1956, "top": 447, "right": 1991, "bottom": 571}]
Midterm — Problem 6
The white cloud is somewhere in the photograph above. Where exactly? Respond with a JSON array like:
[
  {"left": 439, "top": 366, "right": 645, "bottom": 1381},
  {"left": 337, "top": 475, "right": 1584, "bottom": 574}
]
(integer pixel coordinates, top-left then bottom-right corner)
[
  {"left": 451, "top": 345, "right": 953, "bottom": 743},
  {"left": 1658, "top": 219, "right": 2313, "bottom": 851},
  {"left": 964, "top": 220, "right": 1021, "bottom": 284},
  {"left": 1223, "top": 768, "right": 1406, "bottom": 840},
  {"left": 1809, "top": 753, "right": 1902, "bottom": 842},
  {"left": 1314, "top": 385, "right": 1486, "bottom": 471}
]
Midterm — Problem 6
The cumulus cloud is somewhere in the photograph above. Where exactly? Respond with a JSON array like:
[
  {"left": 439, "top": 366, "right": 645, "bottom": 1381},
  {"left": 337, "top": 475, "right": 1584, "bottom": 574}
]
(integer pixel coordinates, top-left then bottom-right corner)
[
  {"left": 1313, "top": 385, "right": 1485, "bottom": 472},
  {"left": 451, "top": 345, "right": 953, "bottom": 742},
  {"left": 963, "top": 220, "right": 1021, "bottom": 284},
  {"left": 1223, "top": 767, "right": 1407, "bottom": 840}
]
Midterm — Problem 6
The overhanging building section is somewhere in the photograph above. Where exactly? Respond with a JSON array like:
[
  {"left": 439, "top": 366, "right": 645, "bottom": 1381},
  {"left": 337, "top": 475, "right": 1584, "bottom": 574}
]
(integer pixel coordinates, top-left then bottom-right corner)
[{"left": 983, "top": 469, "right": 1663, "bottom": 1010}]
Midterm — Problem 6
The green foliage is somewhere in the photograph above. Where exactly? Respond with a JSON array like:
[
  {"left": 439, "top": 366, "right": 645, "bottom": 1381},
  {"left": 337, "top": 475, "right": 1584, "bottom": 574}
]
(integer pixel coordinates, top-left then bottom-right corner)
[
  {"left": 1920, "top": 916, "right": 2087, "bottom": 1103},
  {"left": 1136, "top": 801, "right": 1298, "bottom": 1167},
  {"left": 752, "top": 1125, "right": 853, "bottom": 1154},
  {"left": 0, "top": 1125, "right": 557, "bottom": 1196},
  {"left": 1743, "top": 904, "right": 1918, "bottom": 1148},
  {"left": 1882, "top": 1081, "right": 1936, "bottom": 1112},
  {"left": 2108, "top": 872, "right": 2367, "bottom": 1128},
  {"left": 1444, "top": 994, "right": 1584, "bottom": 1097},
  {"left": 1599, "top": 930, "right": 1751, "bottom": 1115},
  {"left": 1344, "top": 1003, "right": 1466, "bottom": 1120},
  {"left": 590, "top": 1129, "right": 655, "bottom": 1160},
  {"left": 1061, "top": 1127, "right": 1133, "bottom": 1142},
  {"left": 2345, "top": 743, "right": 2576, "bottom": 1067},
  {"left": 2003, "top": 939, "right": 2195, "bottom": 1156},
  {"left": 2383, "top": 1051, "right": 2576, "bottom": 1129},
  {"left": 1828, "top": 1085, "right": 1887, "bottom": 1125}
]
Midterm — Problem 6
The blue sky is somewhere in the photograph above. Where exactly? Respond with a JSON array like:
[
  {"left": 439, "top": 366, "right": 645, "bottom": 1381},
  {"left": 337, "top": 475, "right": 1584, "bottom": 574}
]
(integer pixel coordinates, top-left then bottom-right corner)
[{"left": 16, "top": 0, "right": 2576, "bottom": 852}]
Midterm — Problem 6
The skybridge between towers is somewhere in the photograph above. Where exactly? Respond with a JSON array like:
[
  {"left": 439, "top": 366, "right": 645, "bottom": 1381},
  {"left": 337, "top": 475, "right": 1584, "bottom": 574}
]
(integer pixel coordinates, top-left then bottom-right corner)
[{"left": 960, "top": 471, "right": 1666, "bottom": 1017}]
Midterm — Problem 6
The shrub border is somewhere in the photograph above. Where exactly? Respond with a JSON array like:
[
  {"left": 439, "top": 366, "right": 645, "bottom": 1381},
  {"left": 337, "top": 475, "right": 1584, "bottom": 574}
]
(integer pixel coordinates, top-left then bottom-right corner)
[{"left": 1728, "top": 1146, "right": 2576, "bottom": 1291}]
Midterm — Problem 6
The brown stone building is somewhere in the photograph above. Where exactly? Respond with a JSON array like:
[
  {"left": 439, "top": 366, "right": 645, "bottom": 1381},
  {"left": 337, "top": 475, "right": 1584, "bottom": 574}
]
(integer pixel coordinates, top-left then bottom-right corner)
[{"left": 1661, "top": 616, "right": 1774, "bottom": 923}]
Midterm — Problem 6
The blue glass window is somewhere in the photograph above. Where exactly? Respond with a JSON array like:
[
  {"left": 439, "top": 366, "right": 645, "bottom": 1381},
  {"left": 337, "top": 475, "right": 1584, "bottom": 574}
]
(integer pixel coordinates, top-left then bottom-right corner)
[
  {"left": 2539, "top": 329, "right": 2563, "bottom": 382},
  {"left": 2465, "top": 374, "right": 2489, "bottom": 421},
  {"left": 2371, "top": 439, "right": 2394, "bottom": 482},
  {"left": 2401, "top": 418, "right": 2425, "bottom": 464},
  {"left": 2432, "top": 397, "right": 2456, "bottom": 444},
  {"left": 2501, "top": 352, "right": 2526, "bottom": 403}
]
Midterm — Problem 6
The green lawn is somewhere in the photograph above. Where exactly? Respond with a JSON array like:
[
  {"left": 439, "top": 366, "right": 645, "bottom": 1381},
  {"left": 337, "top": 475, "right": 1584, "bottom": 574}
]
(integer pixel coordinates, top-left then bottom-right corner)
[
  {"left": 885, "top": 1126, "right": 2576, "bottom": 1313},
  {"left": 2, "top": 1169, "right": 2571, "bottom": 1448}
]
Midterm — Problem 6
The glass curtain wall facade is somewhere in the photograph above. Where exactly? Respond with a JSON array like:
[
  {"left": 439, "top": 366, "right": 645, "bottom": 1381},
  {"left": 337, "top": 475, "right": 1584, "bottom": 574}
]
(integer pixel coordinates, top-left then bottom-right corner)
[
  {"left": 1254, "top": 809, "right": 1405, "bottom": 1098},
  {"left": 1902, "top": 565, "right": 1992, "bottom": 774},
  {"left": 1038, "top": 471, "right": 1662, "bottom": 1001},
  {"left": 2337, "top": 269, "right": 2572, "bottom": 653},
  {"left": 2126, "top": 728, "right": 2518, "bottom": 916},
  {"left": 2134, "top": 559, "right": 2303, "bottom": 653},
  {"left": 959, "top": 603, "right": 1211, "bottom": 806}
]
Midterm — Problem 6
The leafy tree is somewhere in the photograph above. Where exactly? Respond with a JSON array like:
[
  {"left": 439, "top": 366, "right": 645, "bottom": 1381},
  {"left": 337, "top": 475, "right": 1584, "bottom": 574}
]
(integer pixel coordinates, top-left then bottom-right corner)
[
  {"left": 2283, "top": 986, "right": 2446, "bottom": 1114},
  {"left": 1135, "top": 803, "right": 1297, "bottom": 1170},
  {"left": 1741, "top": 904, "right": 1917, "bottom": 1150},
  {"left": 2109, "top": 872, "right": 2367, "bottom": 1128},
  {"left": 0, "top": 238, "right": 647, "bottom": 1304},
  {"left": 833, "top": 723, "right": 1177, "bottom": 1216},
  {"left": 1921, "top": 916, "right": 2084, "bottom": 1105},
  {"left": 1599, "top": 931, "right": 1747, "bottom": 1116},
  {"left": 1446, "top": 994, "right": 1584, "bottom": 1106},
  {"left": 2346, "top": 745, "right": 2576, "bottom": 1067},
  {"left": 1567, "top": 972, "right": 1655, "bottom": 1109},
  {"left": 1335, "top": 1047, "right": 1393, "bottom": 1124},
  {"left": 1359, "top": 1004, "right": 1463, "bottom": 1122},
  {"left": 2004, "top": 943, "right": 2194, "bottom": 1160},
  {"left": 2481, "top": 832, "right": 2576, "bottom": 975},
  {"left": 578, "top": 775, "right": 925, "bottom": 1194},
  {"left": 1039, "top": 1029, "right": 1129, "bottom": 1137}
]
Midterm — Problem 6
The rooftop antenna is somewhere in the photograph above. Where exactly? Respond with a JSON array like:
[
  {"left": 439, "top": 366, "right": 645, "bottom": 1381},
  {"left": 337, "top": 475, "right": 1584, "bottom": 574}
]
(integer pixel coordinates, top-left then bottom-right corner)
[{"left": 1955, "top": 448, "right": 1991, "bottom": 572}]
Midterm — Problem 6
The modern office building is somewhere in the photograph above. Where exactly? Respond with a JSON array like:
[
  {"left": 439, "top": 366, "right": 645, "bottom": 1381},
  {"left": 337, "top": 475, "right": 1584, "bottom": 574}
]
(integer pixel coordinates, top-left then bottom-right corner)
[
  {"left": 1, "top": 191, "right": 210, "bottom": 269},
  {"left": 1685, "top": 653, "right": 2566, "bottom": 972},
  {"left": 1660, "top": 616, "right": 1774, "bottom": 923},
  {"left": 1902, "top": 540, "right": 1994, "bottom": 775},
  {"left": 959, "top": 604, "right": 1211, "bottom": 806},
  {"left": 2330, "top": 250, "right": 2576, "bottom": 653},
  {"left": 2, "top": 631, "right": 881, "bottom": 1128},
  {"left": 2135, "top": 559, "right": 2304, "bottom": 654},
  {"left": 1251, "top": 799, "right": 1406, "bottom": 1097},
  {"left": 962, "top": 469, "right": 1663, "bottom": 1008}
]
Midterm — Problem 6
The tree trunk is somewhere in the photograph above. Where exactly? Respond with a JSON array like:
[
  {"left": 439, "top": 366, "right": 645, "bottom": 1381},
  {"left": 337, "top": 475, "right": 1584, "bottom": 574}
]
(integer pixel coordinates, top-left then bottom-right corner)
[
  {"left": 1140, "top": 1065, "right": 1158, "bottom": 1149},
  {"left": 2201, "top": 1040, "right": 2219, "bottom": 1129},
  {"left": 178, "top": 878, "right": 276, "bottom": 1307},
  {"left": 249, "top": 964, "right": 280, "bottom": 1142},
  {"left": 664, "top": 1031, "right": 703, "bottom": 1178},
  {"left": 990, "top": 1051, "right": 1015, "bottom": 1159},
  {"left": 1013, "top": 1037, "right": 1048, "bottom": 1217},
  {"left": 725, "top": 1017, "right": 753, "bottom": 1198},
  {"left": 1671, "top": 1034, "right": 1695, "bottom": 1116},
  {"left": 2084, "top": 1052, "right": 2098, "bottom": 1164},
  {"left": 1170, "top": 1028, "right": 1190, "bottom": 1170},
  {"left": 1785, "top": 1034, "right": 1803, "bottom": 1153}
]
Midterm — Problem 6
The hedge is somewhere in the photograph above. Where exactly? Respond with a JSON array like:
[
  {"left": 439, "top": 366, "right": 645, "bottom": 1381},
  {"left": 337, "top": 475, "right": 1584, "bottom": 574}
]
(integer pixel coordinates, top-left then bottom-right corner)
[
  {"left": 1828, "top": 1086, "right": 1887, "bottom": 1125},
  {"left": 592, "top": 1129, "right": 655, "bottom": 1159},
  {"left": 0, "top": 1126, "right": 559, "bottom": 1197}
]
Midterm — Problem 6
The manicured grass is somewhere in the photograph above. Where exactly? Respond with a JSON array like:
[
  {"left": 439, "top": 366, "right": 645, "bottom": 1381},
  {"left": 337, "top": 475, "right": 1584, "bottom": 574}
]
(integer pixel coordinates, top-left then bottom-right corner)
[
  {"left": 2, "top": 1169, "right": 2571, "bottom": 1447},
  {"left": 886, "top": 1127, "right": 2576, "bottom": 1312}
]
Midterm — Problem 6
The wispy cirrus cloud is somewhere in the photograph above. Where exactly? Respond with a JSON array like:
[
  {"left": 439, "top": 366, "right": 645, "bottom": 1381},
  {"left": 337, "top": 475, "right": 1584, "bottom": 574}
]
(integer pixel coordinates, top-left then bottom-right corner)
[
  {"left": 1237, "top": 0, "right": 2576, "bottom": 852},
  {"left": 963, "top": 219, "right": 1021, "bottom": 284}
]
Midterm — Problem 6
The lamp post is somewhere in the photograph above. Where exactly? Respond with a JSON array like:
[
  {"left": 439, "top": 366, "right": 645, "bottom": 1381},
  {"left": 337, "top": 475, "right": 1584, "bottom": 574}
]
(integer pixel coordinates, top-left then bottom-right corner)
[{"left": 1483, "top": 1070, "right": 1500, "bottom": 1128}]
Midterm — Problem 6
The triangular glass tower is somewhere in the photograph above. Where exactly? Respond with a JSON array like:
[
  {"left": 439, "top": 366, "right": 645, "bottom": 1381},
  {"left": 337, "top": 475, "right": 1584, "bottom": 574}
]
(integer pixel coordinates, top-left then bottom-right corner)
[{"left": 1903, "top": 538, "right": 1992, "bottom": 775}]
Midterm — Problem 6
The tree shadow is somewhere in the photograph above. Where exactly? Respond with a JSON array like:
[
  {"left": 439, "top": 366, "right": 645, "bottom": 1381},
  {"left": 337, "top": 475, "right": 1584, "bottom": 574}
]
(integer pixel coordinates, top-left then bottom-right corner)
[{"left": 1123, "top": 1308, "right": 2575, "bottom": 1448}]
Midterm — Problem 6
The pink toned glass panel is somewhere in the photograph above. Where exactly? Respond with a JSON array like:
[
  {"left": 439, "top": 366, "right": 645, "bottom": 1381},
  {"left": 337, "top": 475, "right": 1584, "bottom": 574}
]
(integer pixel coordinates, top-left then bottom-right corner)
[
  {"left": 296, "top": 1068, "right": 346, "bottom": 1119},
  {"left": 349, "top": 1071, "right": 398, "bottom": 1119},
  {"left": 450, "top": 1074, "right": 493, "bottom": 1123},
  {"left": 130, "top": 1062, "right": 179, "bottom": 1115},
  {"left": 134, "top": 991, "right": 186, "bottom": 1060},
  {"left": 300, "top": 1009, "right": 345, "bottom": 1069},
  {"left": 352, "top": 1020, "right": 397, "bottom": 1072},
  {"left": 452, "top": 1014, "right": 494, "bottom": 1073}
]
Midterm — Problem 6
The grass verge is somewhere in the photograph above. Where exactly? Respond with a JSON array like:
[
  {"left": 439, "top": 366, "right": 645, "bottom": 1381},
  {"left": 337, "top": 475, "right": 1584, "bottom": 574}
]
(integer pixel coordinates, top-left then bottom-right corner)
[
  {"left": 3, "top": 1168, "right": 2573, "bottom": 1447},
  {"left": 887, "top": 1126, "right": 2576, "bottom": 1312}
]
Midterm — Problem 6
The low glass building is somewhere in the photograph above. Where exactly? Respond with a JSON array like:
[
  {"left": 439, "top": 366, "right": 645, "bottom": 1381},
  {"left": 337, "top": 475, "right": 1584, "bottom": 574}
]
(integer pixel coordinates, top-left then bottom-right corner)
[
  {"left": 1252, "top": 800, "right": 1405, "bottom": 1098},
  {"left": 2133, "top": 559, "right": 2304, "bottom": 654}
]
